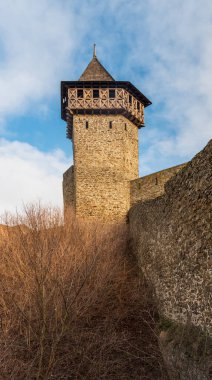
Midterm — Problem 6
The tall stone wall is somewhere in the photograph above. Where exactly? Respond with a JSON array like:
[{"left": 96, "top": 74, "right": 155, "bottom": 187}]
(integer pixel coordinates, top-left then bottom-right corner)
[
  {"left": 129, "top": 140, "right": 212, "bottom": 379},
  {"left": 71, "top": 114, "right": 139, "bottom": 221},
  {"left": 130, "top": 163, "right": 187, "bottom": 206}
]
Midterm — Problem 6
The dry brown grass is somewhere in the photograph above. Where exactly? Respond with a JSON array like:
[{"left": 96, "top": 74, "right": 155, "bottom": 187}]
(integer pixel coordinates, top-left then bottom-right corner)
[{"left": 0, "top": 205, "right": 167, "bottom": 379}]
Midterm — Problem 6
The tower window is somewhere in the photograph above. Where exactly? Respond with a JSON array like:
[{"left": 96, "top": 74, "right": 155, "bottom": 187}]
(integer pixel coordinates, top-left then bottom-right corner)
[
  {"left": 137, "top": 102, "right": 140, "bottom": 111},
  {"left": 125, "top": 123, "right": 127, "bottom": 131},
  {"left": 77, "top": 89, "right": 84, "bottom": 98},
  {"left": 85, "top": 121, "right": 89, "bottom": 129},
  {"left": 109, "top": 89, "right": 115, "bottom": 99},
  {"left": 109, "top": 121, "right": 112, "bottom": 129},
  {"left": 129, "top": 95, "right": 132, "bottom": 104},
  {"left": 93, "top": 89, "right": 99, "bottom": 98},
  {"left": 155, "top": 177, "right": 158, "bottom": 185}
]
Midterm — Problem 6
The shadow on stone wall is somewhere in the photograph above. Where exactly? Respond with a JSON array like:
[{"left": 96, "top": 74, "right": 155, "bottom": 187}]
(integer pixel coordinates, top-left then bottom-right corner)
[{"left": 129, "top": 140, "right": 212, "bottom": 380}]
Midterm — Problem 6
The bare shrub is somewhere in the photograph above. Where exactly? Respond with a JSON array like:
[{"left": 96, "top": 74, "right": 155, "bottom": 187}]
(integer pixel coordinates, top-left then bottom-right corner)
[{"left": 0, "top": 205, "right": 167, "bottom": 379}]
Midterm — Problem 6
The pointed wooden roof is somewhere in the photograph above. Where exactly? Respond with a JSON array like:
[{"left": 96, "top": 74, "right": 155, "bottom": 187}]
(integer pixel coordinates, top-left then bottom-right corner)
[{"left": 79, "top": 56, "right": 115, "bottom": 81}]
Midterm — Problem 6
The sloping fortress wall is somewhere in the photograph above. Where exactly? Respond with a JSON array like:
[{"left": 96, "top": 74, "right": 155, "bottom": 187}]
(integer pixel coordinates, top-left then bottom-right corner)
[
  {"left": 130, "top": 163, "right": 187, "bottom": 206},
  {"left": 129, "top": 140, "right": 212, "bottom": 333},
  {"left": 64, "top": 115, "right": 138, "bottom": 221},
  {"left": 129, "top": 141, "right": 212, "bottom": 379}
]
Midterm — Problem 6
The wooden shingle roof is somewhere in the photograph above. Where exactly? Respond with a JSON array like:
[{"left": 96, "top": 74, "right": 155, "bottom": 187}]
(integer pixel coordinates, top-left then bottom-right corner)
[{"left": 79, "top": 56, "right": 115, "bottom": 81}]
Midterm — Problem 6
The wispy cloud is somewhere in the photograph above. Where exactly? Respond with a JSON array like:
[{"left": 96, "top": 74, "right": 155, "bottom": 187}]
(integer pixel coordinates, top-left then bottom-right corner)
[
  {"left": 0, "top": 0, "right": 211, "bottom": 212},
  {"left": 1, "top": 1, "right": 211, "bottom": 158},
  {"left": 129, "top": 0, "right": 212, "bottom": 172},
  {"left": 86, "top": 0, "right": 212, "bottom": 172},
  {"left": 0, "top": 0, "right": 79, "bottom": 120}
]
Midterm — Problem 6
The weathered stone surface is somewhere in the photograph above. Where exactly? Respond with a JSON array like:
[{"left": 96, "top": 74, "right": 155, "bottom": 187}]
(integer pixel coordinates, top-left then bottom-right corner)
[
  {"left": 62, "top": 114, "right": 188, "bottom": 221},
  {"left": 129, "top": 140, "right": 212, "bottom": 378},
  {"left": 63, "top": 165, "right": 75, "bottom": 212},
  {"left": 129, "top": 140, "right": 212, "bottom": 333},
  {"left": 130, "top": 163, "right": 187, "bottom": 206},
  {"left": 159, "top": 323, "right": 212, "bottom": 380},
  {"left": 64, "top": 114, "right": 139, "bottom": 221}
]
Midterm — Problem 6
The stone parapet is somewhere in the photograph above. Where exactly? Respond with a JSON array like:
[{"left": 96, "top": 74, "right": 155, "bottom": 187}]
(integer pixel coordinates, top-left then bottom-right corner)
[{"left": 130, "top": 163, "right": 187, "bottom": 206}]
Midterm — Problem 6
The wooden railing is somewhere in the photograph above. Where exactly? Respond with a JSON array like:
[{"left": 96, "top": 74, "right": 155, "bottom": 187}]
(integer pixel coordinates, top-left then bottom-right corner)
[{"left": 68, "top": 88, "right": 144, "bottom": 124}]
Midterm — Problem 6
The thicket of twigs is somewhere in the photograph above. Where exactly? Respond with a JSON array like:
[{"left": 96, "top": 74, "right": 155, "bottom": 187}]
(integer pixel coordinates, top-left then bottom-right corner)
[{"left": 0, "top": 206, "right": 167, "bottom": 379}]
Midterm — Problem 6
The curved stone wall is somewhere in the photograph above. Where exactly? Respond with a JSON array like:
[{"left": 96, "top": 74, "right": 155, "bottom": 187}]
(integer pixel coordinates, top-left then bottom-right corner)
[
  {"left": 129, "top": 140, "right": 212, "bottom": 379},
  {"left": 129, "top": 140, "right": 212, "bottom": 334}
]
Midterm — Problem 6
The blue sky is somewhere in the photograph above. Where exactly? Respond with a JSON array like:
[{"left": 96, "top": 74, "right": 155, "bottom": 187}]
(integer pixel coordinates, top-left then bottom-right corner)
[{"left": 0, "top": 0, "right": 212, "bottom": 213}]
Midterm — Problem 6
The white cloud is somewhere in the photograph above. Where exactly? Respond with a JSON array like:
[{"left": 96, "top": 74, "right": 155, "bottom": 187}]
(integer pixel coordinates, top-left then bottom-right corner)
[
  {"left": 72, "top": 0, "right": 212, "bottom": 173},
  {"left": 82, "top": 0, "right": 212, "bottom": 173},
  {"left": 0, "top": 0, "right": 80, "bottom": 120},
  {"left": 0, "top": 139, "right": 70, "bottom": 214},
  {"left": 0, "top": 0, "right": 211, "bottom": 214},
  {"left": 132, "top": 0, "right": 212, "bottom": 173}
]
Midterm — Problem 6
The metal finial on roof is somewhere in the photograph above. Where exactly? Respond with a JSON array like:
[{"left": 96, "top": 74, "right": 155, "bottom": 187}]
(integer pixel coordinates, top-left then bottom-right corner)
[{"left": 93, "top": 43, "right": 96, "bottom": 58}]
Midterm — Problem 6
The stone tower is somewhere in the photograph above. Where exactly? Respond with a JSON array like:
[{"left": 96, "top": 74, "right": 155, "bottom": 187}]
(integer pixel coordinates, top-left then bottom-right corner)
[{"left": 61, "top": 47, "right": 151, "bottom": 221}]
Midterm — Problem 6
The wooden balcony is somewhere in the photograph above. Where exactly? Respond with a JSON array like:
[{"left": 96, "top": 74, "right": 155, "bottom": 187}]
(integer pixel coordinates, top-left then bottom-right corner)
[{"left": 67, "top": 88, "right": 145, "bottom": 125}]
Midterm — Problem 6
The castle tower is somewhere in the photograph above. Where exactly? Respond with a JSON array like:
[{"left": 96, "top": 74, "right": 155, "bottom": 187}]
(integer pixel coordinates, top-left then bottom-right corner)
[{"left": 61, "top": 47, "right": 151, "bottom": 221}]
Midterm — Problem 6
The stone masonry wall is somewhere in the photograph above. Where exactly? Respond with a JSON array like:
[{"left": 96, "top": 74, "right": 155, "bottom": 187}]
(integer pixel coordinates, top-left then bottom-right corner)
[
  {"left": 130, "top": 163, "right": 187, "bottom": 206},
  {"left": 129, "top": 140, "right": 212, "bottom": 379},
  {"left": 63, "top": 165, "right": 75, "bottom": 212},
  {"left": 71, "top": 114, "right": 139, "bottom": 221},
  {"left": 129, "top": 140, "right": 212, "bottom": 334}
]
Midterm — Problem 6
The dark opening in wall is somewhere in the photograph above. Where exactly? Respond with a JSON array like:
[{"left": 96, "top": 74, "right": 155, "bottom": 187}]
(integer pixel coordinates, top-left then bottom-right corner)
[
  {"left": 93, "top": 89, "right": 99, "bottom": 98},
  {"left": 109, "top": 121, "right": 112, "bottom": 129},
  {"left": 85, "top": 121, "right": 89, "bottom": 129},
  {"left": 109, "top": 89, "right": 115, "bottom": 98},
  {"left": 137, "top": 102, "right": 140, "bottom": 110},
  {"left": 155, "top": 177, "right": 158, "bottom": 185},
  {"left": 125, "top": 123, "right": 127, "bottom": 131},
  {"left": 129, "top": 95, "right": 132, "bottom": 104},
  {"left": 77, "top": 89, "right": 84, "bottom": 98}
]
